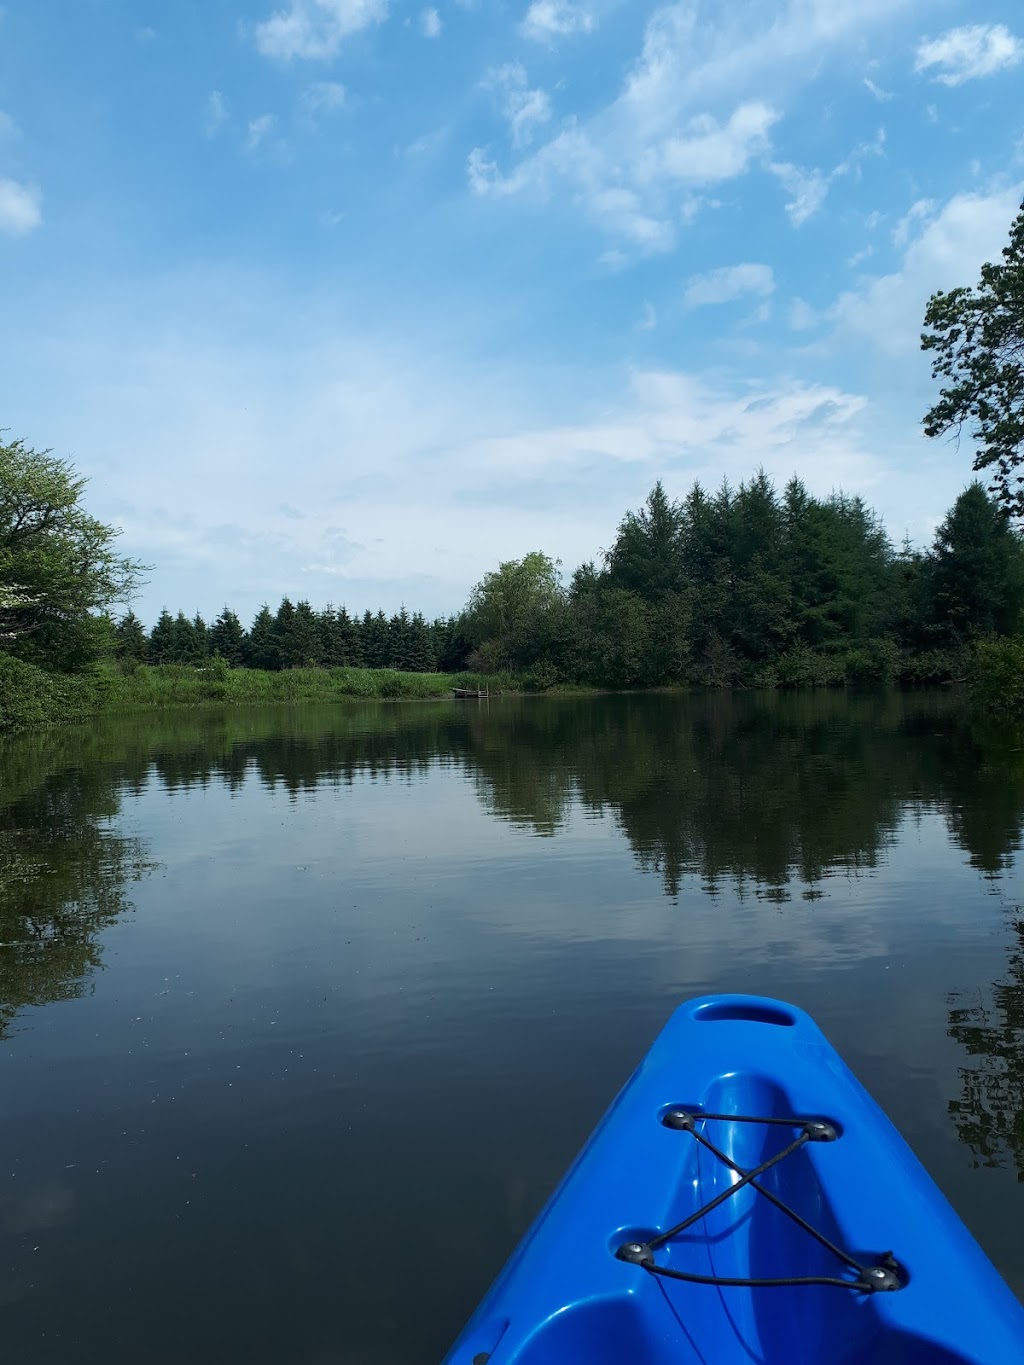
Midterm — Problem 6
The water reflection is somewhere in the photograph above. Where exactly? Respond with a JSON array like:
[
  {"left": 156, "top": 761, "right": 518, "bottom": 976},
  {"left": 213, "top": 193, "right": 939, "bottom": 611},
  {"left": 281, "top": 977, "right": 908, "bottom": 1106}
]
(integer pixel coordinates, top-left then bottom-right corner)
[
  {"left": 1, "top": 691, "right": 1023, "bottom": 1254},
  {"left": 0, "top": 734, "right": 150, "bottom": 1038},
  {"left": 949, "top": 914, "right": 1024, "bottom": 1180}
]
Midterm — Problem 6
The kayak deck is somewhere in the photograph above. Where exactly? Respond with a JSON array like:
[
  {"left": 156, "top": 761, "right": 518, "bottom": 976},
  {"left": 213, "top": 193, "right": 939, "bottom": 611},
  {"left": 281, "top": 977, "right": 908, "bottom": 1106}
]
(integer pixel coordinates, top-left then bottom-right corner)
[{"left": 444, "top": 995, "right": 1024, "bottom": 1364}]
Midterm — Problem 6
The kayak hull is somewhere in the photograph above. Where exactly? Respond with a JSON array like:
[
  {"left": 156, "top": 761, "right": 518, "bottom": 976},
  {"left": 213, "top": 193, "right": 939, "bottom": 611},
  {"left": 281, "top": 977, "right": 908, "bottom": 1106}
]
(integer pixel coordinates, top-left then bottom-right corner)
[{"left": 443, "top": 995, "right": 1024, "bottom": 1365}]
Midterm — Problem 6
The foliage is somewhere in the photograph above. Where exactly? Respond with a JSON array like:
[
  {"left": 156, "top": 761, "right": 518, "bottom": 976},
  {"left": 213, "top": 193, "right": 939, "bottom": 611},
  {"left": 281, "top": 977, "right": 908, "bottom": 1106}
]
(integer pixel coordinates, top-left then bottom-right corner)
[
  {"left": 922, "top": 199, "right": 1024, "bottom": 517},
  {"left": 89, "top": 662, "right": 521, "bottom": 712},
  {"left": 929, "top": 483, "right": 1024, "bottom": 640},
  {"left": 0, "top": 434, "right": 146, "bottom": 670},
  {"left": 114, "top": 610, "right": 148, "bottom": 662},
  {"left": 463, "top": 551, "right": 564, "bottom": 671},
  {"left": 0, "top": 653, "right": 98, "bottom": 732},
  {"left": 969, "top": 637, "right": 1024, "bottom": 714},
  {"left": 88, "top": 474, "right": 1024, "bottom": 711}
]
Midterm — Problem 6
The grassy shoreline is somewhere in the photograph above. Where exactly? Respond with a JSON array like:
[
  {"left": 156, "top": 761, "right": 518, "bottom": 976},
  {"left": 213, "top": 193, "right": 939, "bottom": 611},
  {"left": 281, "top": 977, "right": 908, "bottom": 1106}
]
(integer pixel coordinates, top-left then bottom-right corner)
[
  {"left": 0, "top": 658, "right": 529, "bottom": 734},
  {"left": 94, "top": 661, "right": 522, "bottom": 710},
  {"left": 4, "top": 642, "right": 1016, "bottom": 736}
]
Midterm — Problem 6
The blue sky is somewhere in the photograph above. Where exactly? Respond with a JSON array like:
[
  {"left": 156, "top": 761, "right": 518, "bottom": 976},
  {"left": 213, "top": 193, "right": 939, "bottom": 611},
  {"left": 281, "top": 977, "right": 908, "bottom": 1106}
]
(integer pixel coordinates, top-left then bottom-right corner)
[{"left": 1, "top": 0, "right": 1023, "bottom": 626}]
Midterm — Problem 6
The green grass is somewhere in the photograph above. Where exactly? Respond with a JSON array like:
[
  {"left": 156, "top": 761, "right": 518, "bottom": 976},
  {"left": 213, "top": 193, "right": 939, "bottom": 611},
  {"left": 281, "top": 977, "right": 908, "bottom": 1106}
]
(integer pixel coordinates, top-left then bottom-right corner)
[{"left": 92, "top": 661, "right": 520, "bottom": 711}]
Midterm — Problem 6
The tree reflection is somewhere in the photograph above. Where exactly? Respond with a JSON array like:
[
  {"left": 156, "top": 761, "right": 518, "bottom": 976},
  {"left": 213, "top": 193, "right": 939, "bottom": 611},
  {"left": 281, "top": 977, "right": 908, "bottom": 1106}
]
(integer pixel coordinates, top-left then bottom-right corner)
[
  {"left": 0, "top": 758, "right": 150, "bottom": 1038},
  {"left": 3, "top": 691, "right": 1024, "bottom": 1084},
  {"left": 949, "top": 917, "right": 1024, "bottom": 1181}
]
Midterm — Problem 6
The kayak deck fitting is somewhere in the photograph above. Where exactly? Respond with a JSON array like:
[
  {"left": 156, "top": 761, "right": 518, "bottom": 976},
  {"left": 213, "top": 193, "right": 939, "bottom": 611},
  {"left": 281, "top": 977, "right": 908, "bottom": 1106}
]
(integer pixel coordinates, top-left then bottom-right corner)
[{"left": 443, "top": 995, "right": 1024, "bottom": 1364}]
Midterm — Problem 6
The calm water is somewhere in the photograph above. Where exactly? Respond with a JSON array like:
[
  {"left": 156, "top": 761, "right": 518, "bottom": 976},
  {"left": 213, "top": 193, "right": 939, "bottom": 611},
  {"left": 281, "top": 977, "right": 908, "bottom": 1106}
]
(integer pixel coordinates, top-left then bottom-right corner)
[{"left": 1, "top": 691, "right": 1023, "bottom": 1363}]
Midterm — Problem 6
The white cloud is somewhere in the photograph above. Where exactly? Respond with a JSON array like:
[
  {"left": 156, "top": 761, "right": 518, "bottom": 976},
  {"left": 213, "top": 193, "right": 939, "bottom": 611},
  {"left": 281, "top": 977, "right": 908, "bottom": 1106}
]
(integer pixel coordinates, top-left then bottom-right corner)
[
  {"left": 521, "top": 1, "right": 594, "bottom": 42},
  {"left": 483, "top": 64, "right": 552, "bottom": 149},
  {"left": 0, "top": 178, "right": 41, "bottom": 235},
  {"left": 770, "top": 162, "right": 829, "bottom": 226},
  {"left": 467, "top": 0, "right": 910, "bottom": 258},
  {"left": 587, "top": 187, "right": 675, "bottom": 252},
  {"left": 657, "top": 103, "right": 777, "bottom": 183},
  {"left": 205, "top": 90, "right": 229, "bottom": 137},
  {"left": 420, "top": 6, "right": 441, "bottom": 37},
  {"left": 770, "top": 128, "right": 885, "bottom": 226},
  {"left": 892, "top": 197, "right": 933, "bottom": 247},
  {"left": 789, "top": 297, "right": 819, "bottom": 330},
  {"left": 301, "top": 80, "right": 346, "bottom": 116},
  {"left": 637, "top": 301, "right": 657, "bottom": 331},
  {"left": 246, "top": 113, "right": 277, "bottom": 151},
  {"left": 0, "top": 110, "right": 19, "bottom": 139},
  {"left": 915, "top": 24, "right": 1023, "bottom": 86},
  {"left": 470, "top": 101, "right": 776, "bottom": 254},
  {"left": 254, "top": 0, "right": 388, "bottom": 60},
  {"left": 832, "top": 185, "right": 1023, "bottom": 355},
  {"left": 685, "top": 262, "right": 775, "bottom": 306},
  {"left": 863, "top": 76, "right": 892, "bottom": 102}
]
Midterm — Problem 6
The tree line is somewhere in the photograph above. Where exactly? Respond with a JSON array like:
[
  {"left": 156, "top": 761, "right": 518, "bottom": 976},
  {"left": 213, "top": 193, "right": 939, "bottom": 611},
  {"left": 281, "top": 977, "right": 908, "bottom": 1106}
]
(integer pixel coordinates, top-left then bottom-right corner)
[
  {"left": 113, "top": 600, "right": 469, "bottom": 674},
  {"left": 449, "top": 475, "right": 1024, "bottom": 687},
  {"left": 108, "top": 473, "right": 1023, "bottom": 688}
]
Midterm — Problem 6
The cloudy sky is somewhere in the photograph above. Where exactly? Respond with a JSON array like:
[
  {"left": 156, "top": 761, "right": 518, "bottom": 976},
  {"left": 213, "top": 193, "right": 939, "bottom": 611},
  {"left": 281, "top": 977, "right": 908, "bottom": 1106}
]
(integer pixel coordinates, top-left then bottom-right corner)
[{"left": 1, "top": 0, "right": 1022, "bottom": 626}]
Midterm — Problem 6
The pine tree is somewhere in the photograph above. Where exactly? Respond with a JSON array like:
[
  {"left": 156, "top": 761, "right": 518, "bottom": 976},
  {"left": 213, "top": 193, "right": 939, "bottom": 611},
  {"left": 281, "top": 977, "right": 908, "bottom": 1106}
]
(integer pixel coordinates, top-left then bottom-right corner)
[
  {"left": 389, "top": 607, "right": 413, "bottom": 671},
  {"left": 171, "top": 611, "right": 198, "bottom": 663},
  {"left": 273, "top": 598, "right": 298, "bottom": 669},
  {"left": 604, "top": 481, "right": 684, "bottom": 598},
  {"left": 292, "top": 600, "right": 321, "bottom": 667},
  {"left": 338, "top": 606, "right": 363, "bottom": 666},
  {"left": 191, "top": 612, "right": 211, "bottom": 663},
  {"left": 211, "top": 607, "right": 246, "bottom": 666},
  {"left": 149, "top": 609, "right": 175, "bottom": 664},
  {"left": 115, "top": 611, "right": 148, "bottom": 662},
  {"left": 244, "top": 604, "right": 279, "bottom": 670},
  {"left": 317, "top": 605, "right": 341, "bottom": 667},
  {"left": 928, "top": 483, "right": 1024, "bottom": 640},
  {"left": 362, "top": 609, "right": 389, "bottom": 669},
  {"left": 407, "top": 612, "right": 436, "bottom": 672}
]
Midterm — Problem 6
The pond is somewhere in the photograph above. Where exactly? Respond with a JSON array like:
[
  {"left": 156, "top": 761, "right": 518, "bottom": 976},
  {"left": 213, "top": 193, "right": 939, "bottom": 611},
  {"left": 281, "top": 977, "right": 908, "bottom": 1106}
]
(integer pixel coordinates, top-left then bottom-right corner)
[{"left": 1, "top": 690, "right": 1022, "bottom": 1363}]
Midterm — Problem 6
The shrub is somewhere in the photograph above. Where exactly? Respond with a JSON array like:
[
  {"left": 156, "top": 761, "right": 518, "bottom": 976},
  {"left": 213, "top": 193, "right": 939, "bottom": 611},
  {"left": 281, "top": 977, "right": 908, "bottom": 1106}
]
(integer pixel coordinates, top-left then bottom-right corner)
[
  {"left": 969, "top": 637, "right": 1024, "bottom": 713},
  {"left": 0, "top": 654, "right": 97, "bottom": 733}
]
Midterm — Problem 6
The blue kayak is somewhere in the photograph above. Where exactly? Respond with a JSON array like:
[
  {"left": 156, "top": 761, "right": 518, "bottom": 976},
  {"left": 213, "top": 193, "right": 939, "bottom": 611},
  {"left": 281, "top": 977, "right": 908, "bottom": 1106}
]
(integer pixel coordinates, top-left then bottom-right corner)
[{"left": 444, "top": 995, "right": 1024, "bottom": 1364}]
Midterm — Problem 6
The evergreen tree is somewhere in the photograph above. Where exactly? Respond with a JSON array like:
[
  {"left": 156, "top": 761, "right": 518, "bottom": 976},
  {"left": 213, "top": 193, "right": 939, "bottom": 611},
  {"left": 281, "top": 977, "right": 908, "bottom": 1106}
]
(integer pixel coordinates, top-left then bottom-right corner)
[
  {"left": 338, "top": 606, "right": 363, "bottom": 667},
  {"left": 432, "top": 615, "right": 470, "bottom": 672},
  {"left": 362, "top": 609, "right": 389, "bottom": 669},
  {"left": 148, "top": 608, "right": 175, "bottom": 664},
  {"left": 171, "top": 611, "right": 198, "bottom": 663},
  {"left": 292, "top": 600, "right": 321, "bottom": 667},
  {"left": 928, "top": 483, "right": 1024, "bottom": 640},
  {"left": 727, "top": 472, "right": 793, "bottom": 660},
  {"left": 389, "top": 607, "right": 413, "bottom": 671},
  {"left": 244, "top": 604, "right": 278, "bottom": 670},
  {"left": 604, "top": 481, "right": 683, "bottom": 598},
  {"left": 210, "top": 607, "right": 245, "bottom": 666},
  {"left": 273, "top": 598, "right": 298, "bottom": 669},
  {"left": 407, "top": 612, "right": 436, "bottom": 672},
  {"left": 317, "top": 605, "right": 342, "bottom": 667},
  {"left": 114, "top": 611, "right": 148, "bottom": 662},
  {"left": 191, "top": 612, "right": 211, "bottom": 663}
]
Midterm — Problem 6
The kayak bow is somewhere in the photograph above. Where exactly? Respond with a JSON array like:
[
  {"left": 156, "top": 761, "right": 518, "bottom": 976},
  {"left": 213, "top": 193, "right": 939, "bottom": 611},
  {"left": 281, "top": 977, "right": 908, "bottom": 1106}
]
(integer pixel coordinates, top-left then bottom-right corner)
[{"left": 443, "top": 995, "right": 1024, "bottom": 1364}]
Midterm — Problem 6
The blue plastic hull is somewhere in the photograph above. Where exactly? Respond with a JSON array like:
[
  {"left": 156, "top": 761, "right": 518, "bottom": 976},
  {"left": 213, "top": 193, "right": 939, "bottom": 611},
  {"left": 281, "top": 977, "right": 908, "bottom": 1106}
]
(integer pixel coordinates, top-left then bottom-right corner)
[{"left": 444, "top": 995, "right": 1024, "bottom": 1364}]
